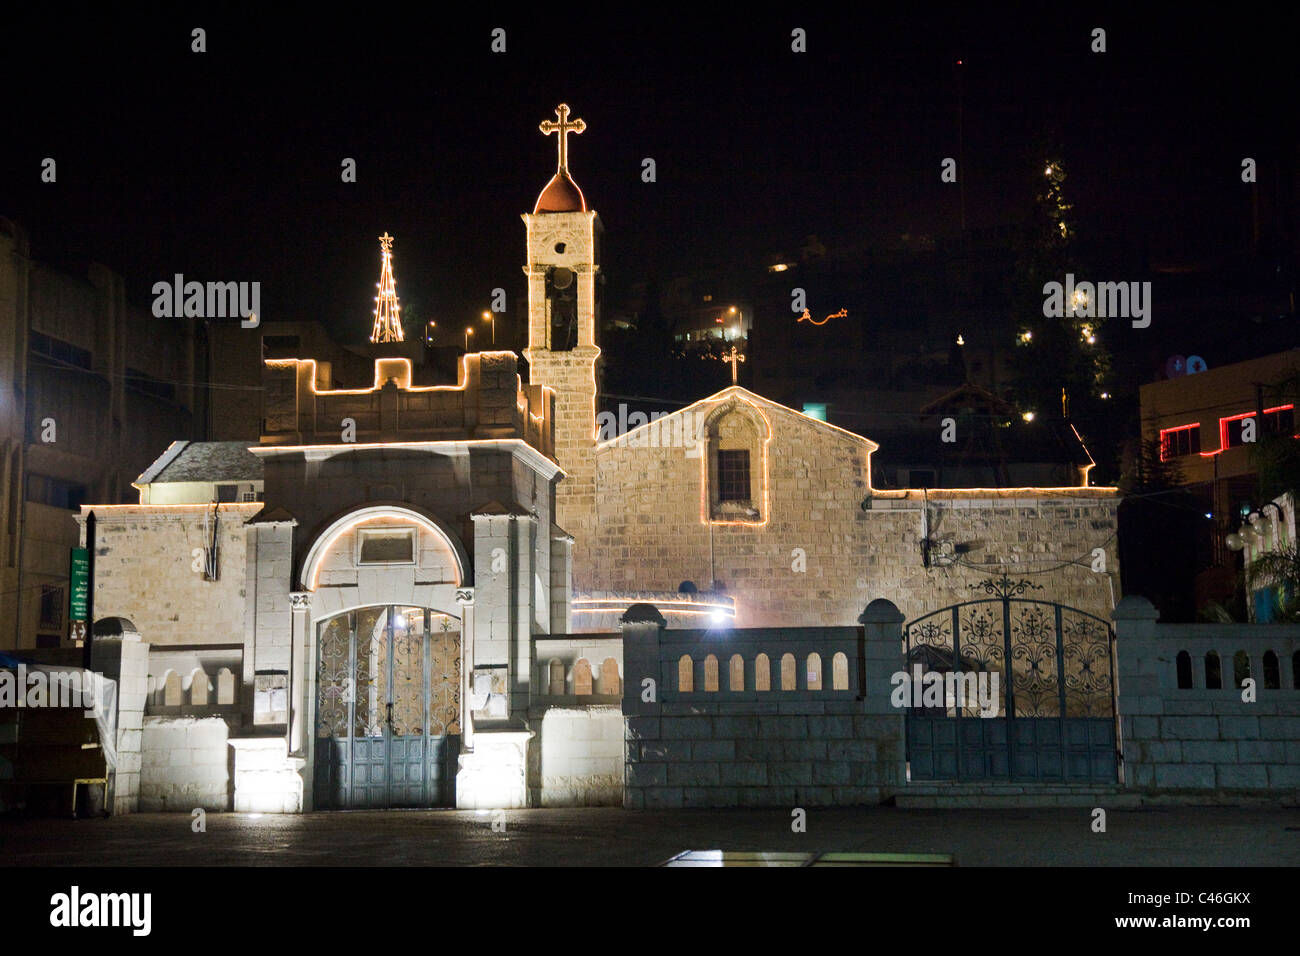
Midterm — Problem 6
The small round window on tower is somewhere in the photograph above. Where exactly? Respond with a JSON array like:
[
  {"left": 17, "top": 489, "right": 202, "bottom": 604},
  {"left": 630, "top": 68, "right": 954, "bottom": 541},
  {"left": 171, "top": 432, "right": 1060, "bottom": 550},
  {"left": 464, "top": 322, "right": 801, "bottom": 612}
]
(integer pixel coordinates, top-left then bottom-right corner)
[{"left": 554, "top": 242, "right": 566, "bottom": 254}]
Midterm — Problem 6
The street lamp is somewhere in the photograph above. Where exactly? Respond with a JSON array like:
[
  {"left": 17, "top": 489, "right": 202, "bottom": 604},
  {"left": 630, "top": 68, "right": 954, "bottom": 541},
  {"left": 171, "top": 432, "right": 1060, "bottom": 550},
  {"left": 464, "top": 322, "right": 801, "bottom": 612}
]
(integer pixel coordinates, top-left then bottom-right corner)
[
  {"left": 464, "top": 326, "right": 474, "bottom": 351},
  {"left": 482, "top": 311, "right": 494, "bottom": 345}
]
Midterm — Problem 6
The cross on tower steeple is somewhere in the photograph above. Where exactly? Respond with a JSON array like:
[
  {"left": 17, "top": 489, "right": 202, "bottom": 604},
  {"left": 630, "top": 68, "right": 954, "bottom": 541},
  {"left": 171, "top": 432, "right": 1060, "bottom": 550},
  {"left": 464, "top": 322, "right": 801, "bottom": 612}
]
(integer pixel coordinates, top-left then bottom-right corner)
[{"left": 539, "top": 103, "right": 586, "bottom": 173}]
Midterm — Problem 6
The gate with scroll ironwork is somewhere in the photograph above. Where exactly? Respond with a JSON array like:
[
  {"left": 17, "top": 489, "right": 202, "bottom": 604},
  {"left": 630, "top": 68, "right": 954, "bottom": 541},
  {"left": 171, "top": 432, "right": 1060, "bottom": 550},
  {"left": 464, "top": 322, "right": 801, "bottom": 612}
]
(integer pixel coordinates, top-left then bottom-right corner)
[
  {"left": 903, "top": 576, "right": 1118, "bottom": 783},
  {"left": 314, "top": 606, "right": 462, "bottom": 808}
]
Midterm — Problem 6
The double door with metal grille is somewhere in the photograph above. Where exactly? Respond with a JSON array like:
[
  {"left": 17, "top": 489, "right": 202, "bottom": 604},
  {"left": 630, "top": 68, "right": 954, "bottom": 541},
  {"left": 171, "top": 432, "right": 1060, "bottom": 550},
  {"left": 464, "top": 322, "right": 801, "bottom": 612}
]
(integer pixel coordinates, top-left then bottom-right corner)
[
  {"left": 314, "top": 606, "right": 461, "bottom": 808},
  {"left": 904, "top": 578, "right": 1118, "bottom": 783}
]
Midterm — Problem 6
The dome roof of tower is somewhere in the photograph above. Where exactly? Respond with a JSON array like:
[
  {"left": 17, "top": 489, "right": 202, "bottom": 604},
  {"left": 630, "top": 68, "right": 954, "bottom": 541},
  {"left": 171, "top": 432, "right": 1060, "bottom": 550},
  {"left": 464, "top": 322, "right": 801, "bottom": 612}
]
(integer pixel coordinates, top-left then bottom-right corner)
[{"left": 534, "top": 170, "right": 587, "bottom": 214}]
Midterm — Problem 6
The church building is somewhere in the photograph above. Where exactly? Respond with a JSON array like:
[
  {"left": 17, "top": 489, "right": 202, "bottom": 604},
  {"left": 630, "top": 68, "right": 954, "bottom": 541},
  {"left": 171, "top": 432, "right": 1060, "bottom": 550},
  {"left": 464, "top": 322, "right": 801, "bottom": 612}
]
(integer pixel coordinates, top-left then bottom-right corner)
[{"left": 75, "top": 105, "right": 1120, "bottom": 814}]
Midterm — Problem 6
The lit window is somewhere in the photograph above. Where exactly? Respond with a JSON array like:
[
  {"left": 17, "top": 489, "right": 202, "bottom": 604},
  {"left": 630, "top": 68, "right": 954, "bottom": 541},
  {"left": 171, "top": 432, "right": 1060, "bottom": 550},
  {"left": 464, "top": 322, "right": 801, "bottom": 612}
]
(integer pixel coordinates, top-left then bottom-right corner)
[
  {"left": 717, "top": 449, "right": 750, "bottom": 501},
  {"left": 1159, "top": 425, "right": 1200, "bottom": 460}
]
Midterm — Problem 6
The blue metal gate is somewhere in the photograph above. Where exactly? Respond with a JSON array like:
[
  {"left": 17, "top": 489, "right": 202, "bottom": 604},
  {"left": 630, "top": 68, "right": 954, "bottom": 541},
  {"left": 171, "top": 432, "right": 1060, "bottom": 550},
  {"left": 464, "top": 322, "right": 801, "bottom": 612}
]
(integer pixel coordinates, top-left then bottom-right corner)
[
  {"left": 314, "top": 606, "right": 461, "bottom": 808},
  {"left": 903, "top": 576, "right": 1118, "bottom": 783}
]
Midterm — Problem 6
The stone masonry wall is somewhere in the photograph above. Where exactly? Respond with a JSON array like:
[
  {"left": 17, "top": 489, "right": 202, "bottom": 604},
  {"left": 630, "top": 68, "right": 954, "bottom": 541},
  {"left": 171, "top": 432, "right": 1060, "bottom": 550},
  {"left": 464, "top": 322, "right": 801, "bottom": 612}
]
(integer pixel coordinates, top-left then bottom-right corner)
[
  {"left": 620, "top": 602, "right": 906, "bottom": 809},
  {"left": 140, "top": 716, "right": 230, "bottom": 811},
  {"left": 80, "top": 504, "right": 258, "bottom": 646},
  {"left": 535, "top": 706, "right": 624, "bottom": 806},
  {"left": 1115, "top": 597, "right": 1300, "bottom": 799},
  {"left": 583, "top": 392, "right": 1119, "bottom": 628}
]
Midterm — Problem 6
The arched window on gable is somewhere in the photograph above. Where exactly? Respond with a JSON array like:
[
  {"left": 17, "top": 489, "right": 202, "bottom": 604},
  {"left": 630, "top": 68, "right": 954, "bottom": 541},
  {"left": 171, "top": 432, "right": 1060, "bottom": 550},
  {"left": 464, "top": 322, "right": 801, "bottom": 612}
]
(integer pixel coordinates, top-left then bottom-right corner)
[{"left": 703, "top": 400, "right": 769, "bottom": 523}]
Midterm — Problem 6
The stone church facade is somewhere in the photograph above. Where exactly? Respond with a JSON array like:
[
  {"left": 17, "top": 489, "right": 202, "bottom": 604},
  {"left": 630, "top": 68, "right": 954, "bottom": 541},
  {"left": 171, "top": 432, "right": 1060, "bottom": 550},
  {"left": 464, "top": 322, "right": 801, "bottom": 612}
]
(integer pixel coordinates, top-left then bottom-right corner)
[
  {"left": 514, "top": 118, "right": 1120, "bottom": 632},
  {"left": 75, "top": 105, "right": 1122, "bottom": 814}
]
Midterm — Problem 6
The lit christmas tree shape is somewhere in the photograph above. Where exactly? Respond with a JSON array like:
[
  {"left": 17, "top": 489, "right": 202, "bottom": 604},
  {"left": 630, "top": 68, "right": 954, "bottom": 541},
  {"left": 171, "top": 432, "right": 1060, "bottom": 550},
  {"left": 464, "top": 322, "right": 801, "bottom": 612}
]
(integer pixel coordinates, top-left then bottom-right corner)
[{"left": 370, "top": 231, "right": 405, "bottom": 343}]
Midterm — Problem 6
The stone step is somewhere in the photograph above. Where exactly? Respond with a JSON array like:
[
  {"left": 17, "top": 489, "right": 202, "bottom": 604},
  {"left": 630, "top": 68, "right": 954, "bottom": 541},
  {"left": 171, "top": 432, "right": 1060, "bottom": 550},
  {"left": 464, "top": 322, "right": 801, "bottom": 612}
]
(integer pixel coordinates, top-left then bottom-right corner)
[{"left": 893, "top": 784, "right": 1135, "bottom": 809}]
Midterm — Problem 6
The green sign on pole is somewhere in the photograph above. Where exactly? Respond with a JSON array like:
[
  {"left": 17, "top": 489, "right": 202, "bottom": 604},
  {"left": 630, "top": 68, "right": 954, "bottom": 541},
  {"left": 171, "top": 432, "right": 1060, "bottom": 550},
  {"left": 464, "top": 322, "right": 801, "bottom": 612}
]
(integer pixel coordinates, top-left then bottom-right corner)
[{"left": 69, "top": 547, "right": 89, "bottom": 622}]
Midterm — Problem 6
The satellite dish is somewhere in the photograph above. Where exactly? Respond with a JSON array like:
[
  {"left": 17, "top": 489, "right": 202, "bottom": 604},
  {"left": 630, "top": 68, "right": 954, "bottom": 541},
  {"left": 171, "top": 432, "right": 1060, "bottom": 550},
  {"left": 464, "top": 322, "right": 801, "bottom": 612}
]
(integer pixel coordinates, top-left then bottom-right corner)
[
  {"left": 551, "top": 266, "right": 574, "bottom": 290},
  {"left": 1186, "top": 355, "right": 1207, "bottom": 374},
  {"left": 1165, "top": 355, "right": 1187, "bottom": 379}
]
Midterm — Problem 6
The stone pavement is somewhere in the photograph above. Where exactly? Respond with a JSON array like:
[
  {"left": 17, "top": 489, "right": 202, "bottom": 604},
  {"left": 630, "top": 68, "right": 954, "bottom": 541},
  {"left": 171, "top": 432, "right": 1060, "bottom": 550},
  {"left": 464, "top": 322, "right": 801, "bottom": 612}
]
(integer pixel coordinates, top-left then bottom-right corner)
[{"left": 2, "top": 805, "right": 1298, "bottom": 866}]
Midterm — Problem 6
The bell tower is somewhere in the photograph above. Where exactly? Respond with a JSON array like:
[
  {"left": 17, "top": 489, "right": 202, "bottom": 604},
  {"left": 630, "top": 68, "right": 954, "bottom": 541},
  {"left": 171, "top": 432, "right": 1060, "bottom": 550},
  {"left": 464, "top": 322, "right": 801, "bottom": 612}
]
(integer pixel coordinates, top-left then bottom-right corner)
[{"left": 522, "top": 104, "right": 602, "bottom": 567}]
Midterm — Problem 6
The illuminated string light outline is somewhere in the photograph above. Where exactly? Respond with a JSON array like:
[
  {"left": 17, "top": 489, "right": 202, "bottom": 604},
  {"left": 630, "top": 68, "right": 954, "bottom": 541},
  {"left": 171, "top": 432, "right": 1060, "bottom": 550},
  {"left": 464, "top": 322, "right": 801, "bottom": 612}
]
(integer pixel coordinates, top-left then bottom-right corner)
[
  {"left": 1198, "top": 404, "right": 1296, "bottom": 458},
  {"left": 869, "top": 486, "right": 1118, "bottom": 497},
  {"left": 369, "top": 232, "right": 405, "bottom": 343},
  {"left": 301, "top": 507, "right": 466, "bottom": 592},
  {"left": 81, "top": 502, "right": 266, "bottom": 511},
  {"left": 571, "top": 597, "right": 737, "bottom": 618},
  {"left": 263, "top": 355, "right": 551, "bottom": 429},
  {"left": 572, "top": 607, "right": 737, "bottom": 618},
  {"left": 722, "top": 346, "right": 745, "bottom": 385},
  {"left": 1159, "top": 422, "right": 1200, "bottom": 461},
  {"left": 596, "top": 385, "right": 877, "bottom": 455},
  {"left": 797, "top": 308, "right": 848, "bottom": 326}
]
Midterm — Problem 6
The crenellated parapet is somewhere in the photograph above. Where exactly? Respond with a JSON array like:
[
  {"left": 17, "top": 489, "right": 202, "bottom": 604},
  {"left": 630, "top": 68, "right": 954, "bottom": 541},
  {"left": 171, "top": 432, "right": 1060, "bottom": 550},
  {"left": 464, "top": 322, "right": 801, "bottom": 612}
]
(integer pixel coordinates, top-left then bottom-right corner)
[{"left": 260, "top": 351, "right": 554, "bottom": 457}]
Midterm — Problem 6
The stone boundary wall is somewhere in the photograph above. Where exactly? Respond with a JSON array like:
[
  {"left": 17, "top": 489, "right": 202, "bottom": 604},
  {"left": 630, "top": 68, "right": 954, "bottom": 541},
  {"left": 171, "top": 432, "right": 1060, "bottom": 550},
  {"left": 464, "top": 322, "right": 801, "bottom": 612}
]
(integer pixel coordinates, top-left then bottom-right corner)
[
  {"left": 620, "top": 601, "right": 906, "bottom": 808},
  {"left": 533, "top": 706, "right": 624, "bottom": 807},
  {"left": 1114, "top": 597, "right": 1300, "bottom": 798},
  {"left": 532, "top": 634, "right": 622, "bottom": 697},
  {"left": 140, "top": 716, "right": 230, "bottom": 811}
]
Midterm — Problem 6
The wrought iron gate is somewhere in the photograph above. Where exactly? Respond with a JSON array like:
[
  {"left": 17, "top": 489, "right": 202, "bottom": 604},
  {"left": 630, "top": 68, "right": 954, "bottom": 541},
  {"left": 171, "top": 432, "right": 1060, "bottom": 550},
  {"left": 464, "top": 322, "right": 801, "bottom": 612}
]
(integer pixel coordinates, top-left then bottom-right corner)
[
  {"left": 903, "top": 576, "right": 1118, "bottom": 783},
  {"left": 314, "top": 606, "right": 461, "bottom": 808}
]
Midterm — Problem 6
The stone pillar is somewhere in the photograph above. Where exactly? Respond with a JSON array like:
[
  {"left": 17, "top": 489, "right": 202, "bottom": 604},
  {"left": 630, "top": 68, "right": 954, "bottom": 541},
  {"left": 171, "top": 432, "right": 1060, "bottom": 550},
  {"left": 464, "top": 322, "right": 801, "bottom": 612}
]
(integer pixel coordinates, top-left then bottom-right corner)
[
  {"left": 550, "top": 530, "right": 573, "bottom": 634},
  {"left": 457, "top": 587, "right": 475, "bottom": 753},
  {"left": 620, "top": 604, "right": 665, "bottom": 810},
  {"left": 620, "top": 603, "right": 666, "bottom": 718},
  {"left": 91, "top": 628, "right": 149, "bottom": 814},
  {"left": 858, "top": 599, "right": 907, "bottom": 789},
  {"left": 288, "top": 592, "right": 311, "bottom": 756},
  {"left": 1112, "top": 595, "right": 1161, "bottom": 788},
  {"left": 858, "top": 599, "right": 905, "bottom": 709}
]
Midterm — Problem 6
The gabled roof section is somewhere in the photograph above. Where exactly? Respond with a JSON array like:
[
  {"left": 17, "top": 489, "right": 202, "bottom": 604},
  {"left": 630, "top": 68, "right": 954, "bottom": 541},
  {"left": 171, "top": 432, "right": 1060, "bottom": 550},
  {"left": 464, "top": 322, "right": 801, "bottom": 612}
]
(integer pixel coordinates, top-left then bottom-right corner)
[
  {"left": 136, "top": 441, "right": 264, "bottom": 485},
  {"left": 596, "top": 385, "right": 879, "bottom": 453},
  {"left": 246, "top": 505, "right": 297, "bottom": 525},
  {"left": 135, "top": 440, "right": 189, "bottom": 485},
  {"left": 919, "top": 381, "right": 1017, "bottom": 417}
]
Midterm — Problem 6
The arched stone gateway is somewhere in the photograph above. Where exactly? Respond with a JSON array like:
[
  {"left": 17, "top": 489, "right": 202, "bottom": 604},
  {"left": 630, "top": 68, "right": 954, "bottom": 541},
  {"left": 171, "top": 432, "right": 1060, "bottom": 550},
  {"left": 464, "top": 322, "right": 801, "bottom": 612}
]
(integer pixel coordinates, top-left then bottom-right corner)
[{"left": 313, "top": 605, "right": 462, "bottom": 808}]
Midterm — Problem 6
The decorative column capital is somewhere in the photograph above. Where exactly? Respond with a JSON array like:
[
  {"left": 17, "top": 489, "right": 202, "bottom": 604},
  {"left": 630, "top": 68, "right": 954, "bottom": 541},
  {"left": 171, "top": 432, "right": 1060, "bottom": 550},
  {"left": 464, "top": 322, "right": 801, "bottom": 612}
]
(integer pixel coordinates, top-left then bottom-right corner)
[
  {"left": 456, "top": 587, "right": 475, "bottom": 606},
  {"left": 290, "top": 592, "right": 312, "bottom": 611}
]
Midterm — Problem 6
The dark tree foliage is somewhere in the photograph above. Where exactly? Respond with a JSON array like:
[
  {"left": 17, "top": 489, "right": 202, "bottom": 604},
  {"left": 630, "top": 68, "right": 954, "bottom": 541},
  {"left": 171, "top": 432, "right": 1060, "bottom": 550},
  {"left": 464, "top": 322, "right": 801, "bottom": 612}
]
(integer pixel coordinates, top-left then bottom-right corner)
[{"left": 1005, "top": 135, "right": 1115, "bottom": 474}]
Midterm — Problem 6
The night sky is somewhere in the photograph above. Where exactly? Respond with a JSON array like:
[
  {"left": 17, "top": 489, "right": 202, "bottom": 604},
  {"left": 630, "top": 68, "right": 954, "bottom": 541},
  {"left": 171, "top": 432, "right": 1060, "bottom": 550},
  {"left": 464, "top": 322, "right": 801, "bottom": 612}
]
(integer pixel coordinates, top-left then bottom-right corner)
[{"left": 4, "top": 6, "right": 1296, "bottom": 350}]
